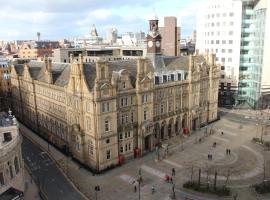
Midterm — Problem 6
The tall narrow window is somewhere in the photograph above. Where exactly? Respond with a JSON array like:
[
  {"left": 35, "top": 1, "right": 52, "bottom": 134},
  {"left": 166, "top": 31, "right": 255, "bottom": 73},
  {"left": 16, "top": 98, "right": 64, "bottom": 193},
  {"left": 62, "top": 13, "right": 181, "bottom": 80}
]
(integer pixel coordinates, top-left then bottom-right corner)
[
  {"left": 9, "top": 165, "right": 13, "bottom": 179},
  {"left": 143, "top": 110, "right": 147, "bottom": 121},
  {"left": 131, "top": 112, "right": 134, "bottom": 123},
  {"left": 106, "top": 150, "right": 111, "bottom": 160},
  {"left": 0, "top": 172, "right": 4, "bottom": 185},
  {"left": 14, "top": 157, "right": 19, "bottom": 174},
  {"left": 105, "top": 120, "right": 110, "bottom": 132}
]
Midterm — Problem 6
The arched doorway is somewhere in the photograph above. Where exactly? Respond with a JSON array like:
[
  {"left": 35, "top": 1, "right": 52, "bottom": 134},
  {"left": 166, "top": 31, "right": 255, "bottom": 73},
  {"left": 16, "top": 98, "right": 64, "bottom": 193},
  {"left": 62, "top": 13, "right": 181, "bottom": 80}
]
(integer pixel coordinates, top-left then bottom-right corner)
[
  {"left": 182, "top": 114, "right": 187, "bottom": 129},
  {"left": 154, "top": 123, "right": 160, "bottom": 145},
  {"left": 175, "top": 116, "right": 180, "bottom": 135},
  {"left": 168, "top": 118, "right": 174, "bottom": 137},
  {"left": 161, "top": 121, "right": 166, "bottom": 140}
]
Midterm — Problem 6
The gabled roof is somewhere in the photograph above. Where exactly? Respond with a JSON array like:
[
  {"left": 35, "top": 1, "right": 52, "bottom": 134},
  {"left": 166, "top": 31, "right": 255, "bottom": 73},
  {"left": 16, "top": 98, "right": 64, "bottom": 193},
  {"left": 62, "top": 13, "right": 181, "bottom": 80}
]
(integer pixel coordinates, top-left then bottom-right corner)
[{"left": 11, "top": 55, "right": 208, "bottom": 92}]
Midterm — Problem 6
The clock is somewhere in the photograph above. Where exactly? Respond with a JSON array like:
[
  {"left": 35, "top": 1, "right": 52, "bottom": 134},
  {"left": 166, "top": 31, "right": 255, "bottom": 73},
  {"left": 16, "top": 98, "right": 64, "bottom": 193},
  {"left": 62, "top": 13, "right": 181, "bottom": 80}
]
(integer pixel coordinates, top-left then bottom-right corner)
[
  {"left": 148, "top": 41, "right": 153, "bottom": 47},
  {"left": 156, "top": 41, "right": 160, "bottom": 47}
]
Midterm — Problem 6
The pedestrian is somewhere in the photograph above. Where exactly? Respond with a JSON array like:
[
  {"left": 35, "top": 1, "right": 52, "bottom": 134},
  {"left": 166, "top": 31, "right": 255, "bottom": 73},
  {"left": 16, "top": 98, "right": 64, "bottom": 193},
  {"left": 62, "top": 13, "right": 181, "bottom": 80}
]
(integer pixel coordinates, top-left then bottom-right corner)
[
  {"left": 134, "top": 185, "right": 137, "bottom": 192},
  {"left": 226, "top": 149, "right": 228, "bottom": 155},
  {"left": 172, "top": 168, "right": 175, "bottom": 176},
  {"left": 152, "top": 185, "right": 155, "bottom": 194}
]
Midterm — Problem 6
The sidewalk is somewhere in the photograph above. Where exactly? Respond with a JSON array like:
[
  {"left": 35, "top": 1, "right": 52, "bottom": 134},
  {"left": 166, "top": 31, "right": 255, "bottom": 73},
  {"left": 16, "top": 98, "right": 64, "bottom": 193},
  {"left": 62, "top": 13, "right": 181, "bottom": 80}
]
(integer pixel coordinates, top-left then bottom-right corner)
[
  {"left": 19, "top": 123, "right": 65, "bottom": 162},
  {"left": 23, "top": 167, "right": 41, "bottom": 200}
]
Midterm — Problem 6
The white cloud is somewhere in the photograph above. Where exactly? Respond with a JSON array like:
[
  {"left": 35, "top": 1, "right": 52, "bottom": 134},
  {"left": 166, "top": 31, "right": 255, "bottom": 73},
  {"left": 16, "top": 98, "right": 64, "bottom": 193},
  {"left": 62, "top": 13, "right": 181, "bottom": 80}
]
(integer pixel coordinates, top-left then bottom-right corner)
[
  {"left": 91, "top": 9, "right": 113, "bottom": 19},
  {"left": 0, "top": 0, "right": 201, "bottom": 40}
]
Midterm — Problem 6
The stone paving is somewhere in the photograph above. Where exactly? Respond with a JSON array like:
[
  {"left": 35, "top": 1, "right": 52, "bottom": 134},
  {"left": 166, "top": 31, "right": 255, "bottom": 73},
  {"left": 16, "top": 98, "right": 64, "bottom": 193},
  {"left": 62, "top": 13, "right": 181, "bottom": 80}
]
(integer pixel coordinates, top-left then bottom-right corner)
[{"left": 22, "top": 111, "right": 270, "bottom": 200}]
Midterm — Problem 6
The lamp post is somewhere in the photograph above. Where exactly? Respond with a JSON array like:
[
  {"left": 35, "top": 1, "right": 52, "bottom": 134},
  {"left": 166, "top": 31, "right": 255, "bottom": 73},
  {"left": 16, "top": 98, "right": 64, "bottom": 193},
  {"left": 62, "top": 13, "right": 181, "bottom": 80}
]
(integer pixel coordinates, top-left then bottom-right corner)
[
  {"left": 138, "top": 168, "right": 142, "bottom": 200},
  {"left": 171, "top": 183, "right": 176, "bottom": 199},
  {"left": 94, "top": 185, "right": 100, "bottom": 200},
  {"left": 155, "top": 145, "right": 160, "bottom": 161}
]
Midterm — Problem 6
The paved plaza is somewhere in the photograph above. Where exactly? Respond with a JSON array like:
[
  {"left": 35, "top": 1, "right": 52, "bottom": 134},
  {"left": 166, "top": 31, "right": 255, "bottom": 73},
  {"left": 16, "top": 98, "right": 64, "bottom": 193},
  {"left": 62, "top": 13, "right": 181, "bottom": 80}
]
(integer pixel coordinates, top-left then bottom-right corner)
[{"left": 22, "top": 110, "right": 270, "bottom": 200}]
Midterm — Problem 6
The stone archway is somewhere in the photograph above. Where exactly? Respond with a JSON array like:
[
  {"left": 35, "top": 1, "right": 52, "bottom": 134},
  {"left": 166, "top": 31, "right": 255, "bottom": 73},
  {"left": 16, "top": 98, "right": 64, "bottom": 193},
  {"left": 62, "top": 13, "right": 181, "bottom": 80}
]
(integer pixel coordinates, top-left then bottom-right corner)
[
  {"left": 182, "top": 114, "right": 187, "bottom": 129},
  {"left": 168, "top": 118, "right": 174, "bottom": 138},
  {"left": 161, "top": 121, "right": 167, "bottom": 140},
  {"left": 175, "top": 116, "right": 181, "bottom": 135},
  {"left": 154, "top": 123, "right": 160, "bottom": 145}
]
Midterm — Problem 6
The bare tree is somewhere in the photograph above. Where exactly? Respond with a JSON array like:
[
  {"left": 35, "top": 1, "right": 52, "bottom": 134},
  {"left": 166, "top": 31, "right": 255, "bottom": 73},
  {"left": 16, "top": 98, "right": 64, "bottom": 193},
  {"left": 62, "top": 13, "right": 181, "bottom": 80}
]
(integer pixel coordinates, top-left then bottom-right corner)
[
  {"left": 190, "top": 165, "right": 194, "bottom": 182},
  {"left": 224, "top": 167, "right": 231, "bottom": 187}
]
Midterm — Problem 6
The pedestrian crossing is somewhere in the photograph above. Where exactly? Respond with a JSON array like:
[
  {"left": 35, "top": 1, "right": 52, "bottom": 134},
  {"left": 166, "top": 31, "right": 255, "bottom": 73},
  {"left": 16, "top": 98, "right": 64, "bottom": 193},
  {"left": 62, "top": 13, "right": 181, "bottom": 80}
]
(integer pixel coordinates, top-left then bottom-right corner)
[
  {"left": 210, "top": 135, "right": 229, "bottom": 143},
  {"left": 119, "top": 174, "right": 137, "bottom": 185},
  {"left": 163, "top": 159, "right": 183, "bottom": 169},
  {"left": 141, "top": 165, "right": 166, "bottom": 179}
]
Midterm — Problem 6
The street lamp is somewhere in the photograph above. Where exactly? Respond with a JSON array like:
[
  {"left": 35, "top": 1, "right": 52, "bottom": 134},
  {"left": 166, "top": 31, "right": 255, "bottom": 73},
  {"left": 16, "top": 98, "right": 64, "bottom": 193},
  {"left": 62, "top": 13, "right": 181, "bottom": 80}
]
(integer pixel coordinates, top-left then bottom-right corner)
[
  {"left": 94, "top": 185, "right": 100, "bottom": 200},
  {"left": 138, "top": 168, "right": 142, "bottom": 200},
  {"left": 171, "top": 183, "right": 176, "bottom": 199},
  {"left": 155, "top": 145, "right": 160, "bottom": 161}
]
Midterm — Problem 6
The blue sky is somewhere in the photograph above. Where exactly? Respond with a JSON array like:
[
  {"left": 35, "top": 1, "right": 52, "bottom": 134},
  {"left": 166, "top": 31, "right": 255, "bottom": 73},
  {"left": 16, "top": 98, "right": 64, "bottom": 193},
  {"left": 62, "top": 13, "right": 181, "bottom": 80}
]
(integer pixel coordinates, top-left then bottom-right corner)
[{"left": 0, "top": 0, "right": 205, "bottom": 40}]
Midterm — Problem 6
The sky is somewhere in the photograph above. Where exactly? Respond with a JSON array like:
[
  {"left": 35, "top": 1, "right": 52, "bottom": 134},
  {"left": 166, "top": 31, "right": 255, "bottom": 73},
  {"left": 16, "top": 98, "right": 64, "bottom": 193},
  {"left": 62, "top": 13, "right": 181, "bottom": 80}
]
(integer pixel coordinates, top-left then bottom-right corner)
[{"left": 0, "top": 0, "right": 206, "bottom": 41}]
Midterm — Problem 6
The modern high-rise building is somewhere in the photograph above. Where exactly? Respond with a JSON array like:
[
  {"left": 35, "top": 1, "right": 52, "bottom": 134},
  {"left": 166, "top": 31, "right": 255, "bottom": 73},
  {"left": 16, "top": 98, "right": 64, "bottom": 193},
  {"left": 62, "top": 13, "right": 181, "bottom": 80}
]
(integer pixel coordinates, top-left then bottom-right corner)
[
  {"left": 196, "top": 0, "right": 243, "bottom": 106},
  {"left": 106, "top": 28, "right": 118, "bottom": 45},
  {"left": 159, "top": 16, "right": 181, "bottom": 56},
  {"left": 197, "top": 0, "right": 269, "bottom": 108},
  {"left": 248, "top": 0, "right": 270, "bottom": 108},
  {"left": 238, "top": 0, "right": 255, "bottom": 105}
]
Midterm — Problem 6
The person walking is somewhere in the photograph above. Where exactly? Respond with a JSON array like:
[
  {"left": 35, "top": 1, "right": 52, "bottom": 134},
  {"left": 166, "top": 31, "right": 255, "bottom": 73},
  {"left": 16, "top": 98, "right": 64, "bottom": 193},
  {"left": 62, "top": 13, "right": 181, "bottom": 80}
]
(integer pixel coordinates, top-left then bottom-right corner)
[
  {"left": 172, "top": 168, "right": 175, "bottom": 176},
  {"left": 152, "top": 185, "right": 155, "bottom": 194},
  {"left": 134, "top": 185, "right": 137, "bottom": 192},
  {"left": 170, "top": 176, "right": 173, "bottom": 184}
]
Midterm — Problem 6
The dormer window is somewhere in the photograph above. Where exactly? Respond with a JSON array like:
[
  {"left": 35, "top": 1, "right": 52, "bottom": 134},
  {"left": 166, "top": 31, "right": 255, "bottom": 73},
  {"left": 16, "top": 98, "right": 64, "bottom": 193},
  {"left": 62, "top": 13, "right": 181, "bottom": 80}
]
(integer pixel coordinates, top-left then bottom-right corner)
[
  {"left": 155, "top": 76, "right": 160, "bottom": 85},
  {"left": 122, "top": 82, "right": 126, "bottom": 89},
  {"left": 163, "top": 75, "right": 167, "bottom": 82},
  {"left": 3, "top": 132, "right": 12, "bottom": 142},
  {"left": 171, "top": 74, "right": 175, "bottom": 81},
  {"left": 178, "top": 73, "right": 182, "bottom": 80}
]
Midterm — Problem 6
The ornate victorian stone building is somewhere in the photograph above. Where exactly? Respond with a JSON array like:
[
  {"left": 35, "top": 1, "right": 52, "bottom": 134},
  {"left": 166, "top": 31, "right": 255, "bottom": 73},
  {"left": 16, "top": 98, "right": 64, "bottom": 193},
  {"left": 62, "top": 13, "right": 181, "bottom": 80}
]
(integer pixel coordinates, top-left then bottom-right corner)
[
  {"left": 10, "top": 18, "right": 219, "bottom": 172},
  {"left": 0, "top": 111, "right": 24, "bottom": 196}
]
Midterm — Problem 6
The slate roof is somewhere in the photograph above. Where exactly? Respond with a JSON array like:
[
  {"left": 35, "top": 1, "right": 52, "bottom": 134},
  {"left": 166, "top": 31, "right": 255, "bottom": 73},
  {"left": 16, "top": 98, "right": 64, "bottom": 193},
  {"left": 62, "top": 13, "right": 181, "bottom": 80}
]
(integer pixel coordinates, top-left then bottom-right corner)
[{"left": 12, "top": 55, "right": 207, "bottom": 91}]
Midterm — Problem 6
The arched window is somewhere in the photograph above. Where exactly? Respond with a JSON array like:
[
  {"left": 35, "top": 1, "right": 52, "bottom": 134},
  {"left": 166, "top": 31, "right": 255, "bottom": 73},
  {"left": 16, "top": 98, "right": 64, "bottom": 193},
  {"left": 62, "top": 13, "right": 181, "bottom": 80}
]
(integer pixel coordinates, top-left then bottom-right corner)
[
  {"left": 101, "top": 67, "right": 105, "bottom": 79},
  {"left": 14, "top": 157, "right": 19, "bottom": 174},
  {"left": 50, "top": 119, "right": 54, "bottom": 132}
]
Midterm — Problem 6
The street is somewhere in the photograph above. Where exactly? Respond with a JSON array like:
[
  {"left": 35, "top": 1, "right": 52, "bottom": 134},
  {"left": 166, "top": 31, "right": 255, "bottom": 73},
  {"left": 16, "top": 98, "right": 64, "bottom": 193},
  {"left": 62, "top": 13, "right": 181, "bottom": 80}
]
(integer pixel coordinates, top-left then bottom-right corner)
[
  {"left": 20, "top": 109, "right": 270, "bottom": 200},
  {"left": 22, "top": 136, "right": 85, "bottom": 200}
]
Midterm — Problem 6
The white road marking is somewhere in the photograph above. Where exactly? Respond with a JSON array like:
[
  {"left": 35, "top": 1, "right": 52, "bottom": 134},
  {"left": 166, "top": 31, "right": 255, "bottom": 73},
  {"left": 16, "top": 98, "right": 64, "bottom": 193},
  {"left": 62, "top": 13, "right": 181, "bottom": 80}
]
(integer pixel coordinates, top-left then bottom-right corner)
[
  {"left": 119, "top": 174, "right": 137, "bottom": 185},
  {"left": 163, "top": 159, "right": 183, "bottom": 169},
  {"left": 141, "top": 165, "right": 166, "bottom": 179},
  {"left": 210, "top": 135, "right": 229, "bottom": 143}
]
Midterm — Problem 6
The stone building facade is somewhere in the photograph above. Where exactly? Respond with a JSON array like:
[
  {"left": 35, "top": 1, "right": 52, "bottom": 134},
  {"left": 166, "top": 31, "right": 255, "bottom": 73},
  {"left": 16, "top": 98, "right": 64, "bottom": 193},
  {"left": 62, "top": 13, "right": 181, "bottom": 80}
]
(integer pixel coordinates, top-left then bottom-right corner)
[
  {"left": 10, "top": 52, "right": 219, "bottom": 172},
  {"left": 10, "top": 18, "right": 219, "bottom": 172},
  {"left": 0, "top": 58, "right": 11, "bottom": 111},
  {"left": 0, "top": 112, "right": 24, "bottom": 195}
]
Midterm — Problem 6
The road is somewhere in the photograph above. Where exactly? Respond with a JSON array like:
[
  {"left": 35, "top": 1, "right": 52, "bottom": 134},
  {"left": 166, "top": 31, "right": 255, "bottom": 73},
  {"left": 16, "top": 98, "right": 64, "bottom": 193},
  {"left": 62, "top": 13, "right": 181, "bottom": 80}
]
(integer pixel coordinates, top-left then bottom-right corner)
[{"left": 22, "top": 136, "right": 86, "bottom": 200}]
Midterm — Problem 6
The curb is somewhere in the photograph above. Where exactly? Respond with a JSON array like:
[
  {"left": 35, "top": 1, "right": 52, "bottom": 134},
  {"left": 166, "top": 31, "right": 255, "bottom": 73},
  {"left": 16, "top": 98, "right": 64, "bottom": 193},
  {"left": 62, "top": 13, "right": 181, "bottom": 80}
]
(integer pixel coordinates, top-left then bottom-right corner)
[
  {"left": 24, "top": 163, "right": 48, "bottom": 200},
  {"left": 20, "top": 125, "right": 89, "bottom": 200}
]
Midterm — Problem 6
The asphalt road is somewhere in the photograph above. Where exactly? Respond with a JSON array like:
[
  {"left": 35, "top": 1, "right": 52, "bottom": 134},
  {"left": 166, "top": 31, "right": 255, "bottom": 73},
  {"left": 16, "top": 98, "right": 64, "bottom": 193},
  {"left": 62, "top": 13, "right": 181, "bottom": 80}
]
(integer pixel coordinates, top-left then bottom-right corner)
[{"left": 22, "top": 136, "right": 85, "bottom": 200}]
